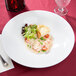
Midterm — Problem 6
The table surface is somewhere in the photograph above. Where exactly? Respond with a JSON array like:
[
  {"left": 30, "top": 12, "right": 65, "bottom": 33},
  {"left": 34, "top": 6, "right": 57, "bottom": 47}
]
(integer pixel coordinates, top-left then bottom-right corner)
[{"left": 0, "top": 0, "right": 76, "bottom": 76}]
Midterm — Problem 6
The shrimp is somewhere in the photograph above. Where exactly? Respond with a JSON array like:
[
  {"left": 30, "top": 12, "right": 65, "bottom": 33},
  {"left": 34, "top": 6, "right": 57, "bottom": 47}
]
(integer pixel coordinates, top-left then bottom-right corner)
[{"left": 32, "top": 39, "right": 42, "bottom": 52}]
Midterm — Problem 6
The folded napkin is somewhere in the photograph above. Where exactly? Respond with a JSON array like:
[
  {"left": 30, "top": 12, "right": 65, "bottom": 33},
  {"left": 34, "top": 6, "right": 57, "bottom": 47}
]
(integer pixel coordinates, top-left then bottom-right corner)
[{"left": 0, "top": 35, "right": 14, "bottom": 73}]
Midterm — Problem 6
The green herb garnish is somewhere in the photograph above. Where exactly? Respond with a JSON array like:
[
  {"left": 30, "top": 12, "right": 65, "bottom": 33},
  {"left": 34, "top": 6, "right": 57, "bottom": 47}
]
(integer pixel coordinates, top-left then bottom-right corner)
[
  {"left": 27, "top": 45, "right": 31, "bottom": 48},
  {"left": 27, "top": 44, "right": 29, "bottom": 47},
  {"left": 40, "top": 42, "right": 43, "bottom": 45},
  {"left": 42, "top": 50, "right": 46, "bottom": 52},
  {"left": 40, "top": 37, "right": 46, "bottom": 41},
  {"left": 33, "top": 37, "right": 37, "bottom": 40},
  {"left": 38, "top": 40, "right": 43, "bottom": 45},
  {"left": 38, "top": 40, "right": 40, "bottom": 41},
  {"left": 29, "top": 46, "right": 31, "bottom": 48},
  {"left": 38, "top": 51, "right": 40, "bottom": 53}
]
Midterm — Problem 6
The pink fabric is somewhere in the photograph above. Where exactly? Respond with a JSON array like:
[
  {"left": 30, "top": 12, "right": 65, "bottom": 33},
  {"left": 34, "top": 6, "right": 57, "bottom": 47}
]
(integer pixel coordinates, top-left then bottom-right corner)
[{"left": 0, "top": 0, "right": 76, "bottom": 76}]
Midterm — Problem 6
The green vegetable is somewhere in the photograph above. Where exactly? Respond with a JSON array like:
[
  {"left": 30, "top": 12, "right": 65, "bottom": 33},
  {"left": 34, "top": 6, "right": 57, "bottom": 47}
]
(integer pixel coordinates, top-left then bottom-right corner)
[
  {"left": 33, "top": 37, "right": 37, "bottom": 40},
  {"left": 24, "top": 34, "right": 29, "bottom": 39},
  {"left": 38, "top": 40, "right": 40, "bottom": 42},
  {"left": 38, "top": 51, "right": 40, "bottom": 53},
  {"left": 23, "top": 24, "right": 37, "bottom": 39},
  {"left": 24, "top": 27, "right": 28, "bottom": 32},
  {"left": 42, "top": 50, "right": 46, "bottom": 52},
  {"left": 24, "top": 34, "right": 27, "bottom": 38},
  {"left": 27, "top": 44, "right": 29, "bottom": 47},
  {"left": 33, "top": 24, "right": 37, "bottom": 26},
  {"left": 27, "top": 44, "right": 31, "bottom": 48},
  {"left": 30, "top": 24, "right": 37, "bottom": 29},
  {"left": 27, "top": 28, "right": 31, "bottom": 34},
  {"left": 29, "top": 46, "right": 31, "bottom": 48},
  {"left": 24, "top": 33, "right": 35, "bottom": 39},
  {"left": 40, "top": 42, "right": 43, "bottom": 45},
  {"left": 31, "top": 28, "right": 37, "bottom": 34},
  {"left": 27, "top": 35, "right": 30, "bottom": 39},
  {"left": 29, "top": 33, "right": 35, "bottom": 39},
  {"left": 38, "top": 40, "right": 43, "bottom": 45},
  {"left": 40, "top": 37, "right": 46, "bottom": 41}
]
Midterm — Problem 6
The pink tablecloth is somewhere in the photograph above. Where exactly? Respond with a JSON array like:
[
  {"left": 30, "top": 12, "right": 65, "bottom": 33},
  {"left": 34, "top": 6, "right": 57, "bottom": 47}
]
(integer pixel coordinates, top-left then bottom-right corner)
[{"left": 0, "top": 0, "right": 76, "bottom": 76}]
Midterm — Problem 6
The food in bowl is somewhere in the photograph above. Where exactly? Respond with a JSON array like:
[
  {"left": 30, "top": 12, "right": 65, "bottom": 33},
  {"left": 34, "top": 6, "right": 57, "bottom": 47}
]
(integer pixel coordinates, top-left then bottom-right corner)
[{"left": 21, "top": 24, "right": 53, "bottom": 53}]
